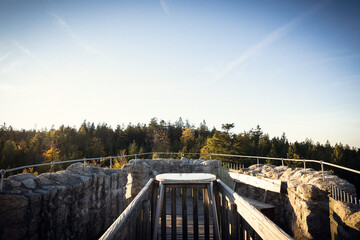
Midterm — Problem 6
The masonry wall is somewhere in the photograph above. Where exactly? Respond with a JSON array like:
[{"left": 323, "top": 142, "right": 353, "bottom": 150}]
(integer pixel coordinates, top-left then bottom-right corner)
[
  {"left": 0, "top": 163, "right": 127, "bottom": 240},
  {"left": 229, "top": 164, "right": 360, "bottom": 240},
  {"left": 122, "top": 158, "right": 221, "bottom": 200},
  {"left": 1, "top": 159, "right": 358, "bottom": 240}
]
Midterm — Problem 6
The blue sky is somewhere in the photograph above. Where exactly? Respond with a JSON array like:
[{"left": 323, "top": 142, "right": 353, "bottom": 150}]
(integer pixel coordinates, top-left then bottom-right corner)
[{"left": 1, "top": 0, "right": 359, "bottom": 148}]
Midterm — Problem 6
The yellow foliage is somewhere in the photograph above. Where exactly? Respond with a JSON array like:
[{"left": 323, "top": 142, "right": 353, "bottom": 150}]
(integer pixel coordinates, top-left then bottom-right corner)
[
  {"left": 22, "top": 167, "right": 39, "bottom": 176},
  {"left": 42, "top": 145, "right": 60, "bottom": 162},
  {"left": 181, "top": 128, "right": 195, "bottom": 142},
  {"left": 112, "top": 157, "right": 127, "bottom": 169}
]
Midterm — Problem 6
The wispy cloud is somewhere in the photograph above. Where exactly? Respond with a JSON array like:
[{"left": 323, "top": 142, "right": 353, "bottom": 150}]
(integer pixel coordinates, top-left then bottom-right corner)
[
  {"left": 48, "top": 12, "right": 103, "bottom": 55},
  {"left": 14, "top": 41, "right": 31, "bottom": 55},
  {"left": 0, "top": 52, "right": 12, "bottom": 62},
  {"left": 330, "top": 74, "right": 360, "bottom": 86},
  {"left": 220, "top": 1, "right": 330, "bottom": 78},
  {"left": 160, "top": 0, "right": 169, "bottom": 15},
  {"left": 306, "top": 53, "right": 360, "bottom": 65}
]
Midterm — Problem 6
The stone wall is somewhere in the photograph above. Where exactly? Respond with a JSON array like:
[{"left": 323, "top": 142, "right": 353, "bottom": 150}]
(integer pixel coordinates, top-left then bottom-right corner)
[
  {"left": 329, "top": 197, "right": 360, "bottom": 239},
  {"left": 122, "top": 158, "right": 221, "bottom": 199},
  {"left": 0, "top": 158, "right": 220, "bottom": 239},
  {"left": 1, "top": 159, "right": 358, "bottom": 240},
  {"left": 230, "top": 164, "right": 359, "bottom": 240},
  {"left": 0, "top": 163, "right": 127, "bottom": 240}
]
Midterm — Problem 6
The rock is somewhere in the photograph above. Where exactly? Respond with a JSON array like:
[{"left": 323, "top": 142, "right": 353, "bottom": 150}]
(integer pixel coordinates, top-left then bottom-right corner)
[
  {"left": 297, "top": 184, "right": 320, "bottom": 201},
  {"left": 0, "top": 195, "right": 28, "bottom": 212},
  {"left": 22, "top": 178, "right": 37, "bottom": 189},
  {"left": 345, "top": 211, "right": 360, "bottom": 231}
]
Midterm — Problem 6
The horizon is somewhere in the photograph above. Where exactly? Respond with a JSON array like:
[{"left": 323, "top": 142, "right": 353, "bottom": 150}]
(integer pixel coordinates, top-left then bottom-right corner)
[{"left": 1, "top": 0, "right": 359, "bottom": 148}]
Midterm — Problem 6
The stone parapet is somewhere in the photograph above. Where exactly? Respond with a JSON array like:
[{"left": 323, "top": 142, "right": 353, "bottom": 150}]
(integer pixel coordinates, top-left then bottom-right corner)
[{"left": 0, "top": 163, "right": 127, "bottom": 240}]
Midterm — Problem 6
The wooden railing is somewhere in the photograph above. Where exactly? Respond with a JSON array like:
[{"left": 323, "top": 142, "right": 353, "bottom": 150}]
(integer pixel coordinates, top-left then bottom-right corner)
[
  {"left": 99, "top": 178, "right": 156, "bottom": 240},
  {"left": 100, "top": 178, "right": 292, "bottom": 240},
  {"left": 215, "top": 180, "right": 292, "bottom": 240}
]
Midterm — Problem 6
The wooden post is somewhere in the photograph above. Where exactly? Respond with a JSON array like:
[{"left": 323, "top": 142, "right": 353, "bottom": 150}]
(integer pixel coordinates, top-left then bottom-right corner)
[
  {"left": 161, "top": 187, "right": 167, "bottom": 240},
  {"left": 171, "top": 188, "right": 176, "bottom": 240},
  {"left": 230, "top": 202, "right": 238, "bottom": 240},
  {"left": 153, "top": 182, "right": 165, "bottom": 240},
  {"left": 214, "top": 186, "right": 221, "bottom": 236},
  {"left": 209, "top": 182, "right": 220, "bottom": 240},
  {"left": 193, "top": 188, "right": 199, "bottom": 240},
  {"left": 182, "top": 188, "right": 188, "bottom": 240},
  {"left": 204, "top": 188, "right": 210, "bottom": 240},
  {"left": 152, "top": 183, "right": 159, "bottom": 238}
]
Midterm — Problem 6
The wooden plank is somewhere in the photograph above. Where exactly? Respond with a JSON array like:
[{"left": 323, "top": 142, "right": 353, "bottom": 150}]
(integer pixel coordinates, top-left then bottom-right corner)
[
  {"left": 214, "top": 185, "right": 221, "bottom": 233},
  {"left": 216, "top": 180, "right": 292, "bottom": 240},
  {"left": 99, "top": 178, "right": 154, "bottom": 240},
  {"left": 171, "top": 188, "right": 176, "bottom": 240},
  {"left": 143, "top": 200, "right": 151, "bottom": 240},
  {"left": 239, "top": 196, "right": 275, "bottom": 210},
  {"left": 228, "top": 172, "right": 282, "bottom": 193},
  {"left": 221, "top": 194, "right": 229, "bottom": 240},
  {"left": 182, "top": 188, "right": 188, "bottom": 240},
  {"left": 136, "top": 212, "right": 142, "bottom": 240},
  {"left": 193, "top": 188, "right": 199, "bottom": 240},
  {"left": 238, "top": 214, "right": 244, "bottom": 240}
]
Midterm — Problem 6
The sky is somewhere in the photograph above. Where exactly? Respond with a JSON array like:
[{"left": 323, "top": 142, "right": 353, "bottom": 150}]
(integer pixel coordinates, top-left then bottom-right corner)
[{"left": 0, "top": 0, "right": 359, "bottom": 148}]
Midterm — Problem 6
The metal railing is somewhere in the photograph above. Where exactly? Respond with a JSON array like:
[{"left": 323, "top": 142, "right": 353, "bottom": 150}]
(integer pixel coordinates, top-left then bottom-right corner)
[
  {"left": 1, "top": 152, "right": 360, "bottom": 192},
  {"left": 330, "top": 185, "right": 359, "bottom": 205}
]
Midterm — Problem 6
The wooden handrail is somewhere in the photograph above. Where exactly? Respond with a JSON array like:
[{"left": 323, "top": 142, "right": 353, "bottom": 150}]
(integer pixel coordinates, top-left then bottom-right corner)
[
  {"left": 99, "top": 178, "right": 154, "bottom": 240},
  {"left": 228, "top": 172, "right": 282, "bottom": 193},
  {"left": 216, "top": 179, "right": 293, "bottom": 240}
]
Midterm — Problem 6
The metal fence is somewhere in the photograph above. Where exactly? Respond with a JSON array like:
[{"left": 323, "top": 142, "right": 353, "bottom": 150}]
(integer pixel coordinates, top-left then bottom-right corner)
[
  {"left": 330, "top": 185, "right": 359, "bottom": 205},
  {"left": 1, "top": 152, "right": 360, "bottom": 192}
]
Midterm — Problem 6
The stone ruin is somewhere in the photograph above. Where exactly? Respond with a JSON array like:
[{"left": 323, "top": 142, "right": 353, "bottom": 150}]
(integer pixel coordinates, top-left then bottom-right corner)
[
  {"left": 0, "top": 158, "right": 359, "bottom": 239},
  {"left": 230, "top": 164, "right": 360, "bottom": 239}
]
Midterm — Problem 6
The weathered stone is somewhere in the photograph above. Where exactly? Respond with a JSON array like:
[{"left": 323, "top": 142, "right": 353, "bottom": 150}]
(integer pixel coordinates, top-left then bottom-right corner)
[
  {"left": 0, "top": 195, "right": 28, "bottom": 212},
  {"left": 22, "top": 178, "right": 37, "bottom": 189},
  {"left": 1, "top": 163, "right": 127, "bottom": 240},
  {"left": 345, "top": 211, "right": 360, "bottom": 231}
]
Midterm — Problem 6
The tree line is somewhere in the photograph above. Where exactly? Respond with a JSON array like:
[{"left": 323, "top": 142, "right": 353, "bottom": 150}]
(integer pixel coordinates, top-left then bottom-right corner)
[{"left": 1, "top": 118, "right": 359, "bottom": 190}]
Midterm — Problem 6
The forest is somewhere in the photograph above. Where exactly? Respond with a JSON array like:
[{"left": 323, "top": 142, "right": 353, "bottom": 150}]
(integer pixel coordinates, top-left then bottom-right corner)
[{"left": 1, "top": 118, "right": 359, "bottom": 191}]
